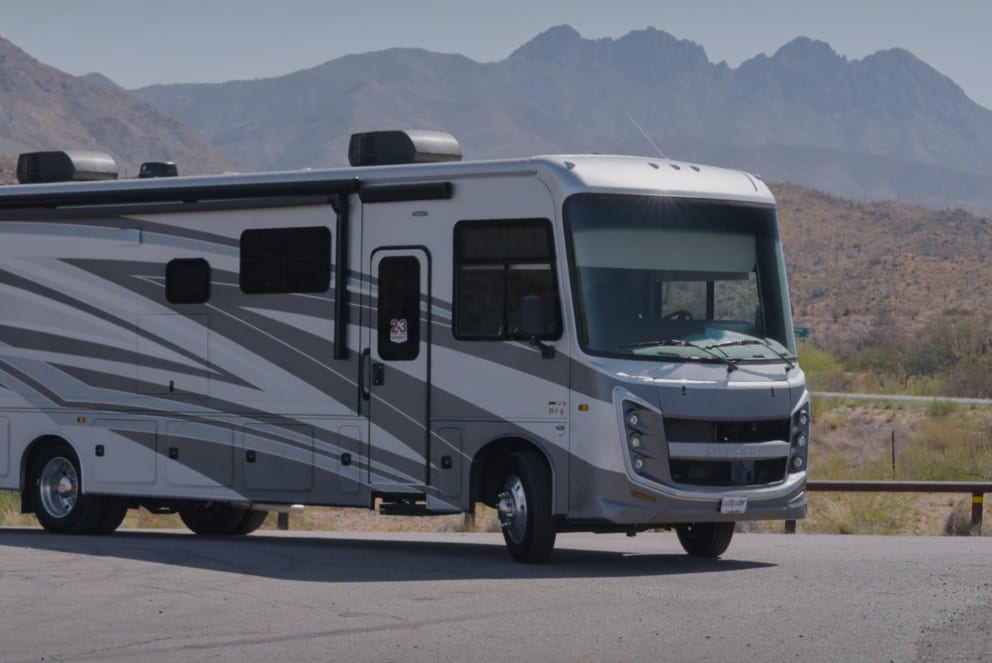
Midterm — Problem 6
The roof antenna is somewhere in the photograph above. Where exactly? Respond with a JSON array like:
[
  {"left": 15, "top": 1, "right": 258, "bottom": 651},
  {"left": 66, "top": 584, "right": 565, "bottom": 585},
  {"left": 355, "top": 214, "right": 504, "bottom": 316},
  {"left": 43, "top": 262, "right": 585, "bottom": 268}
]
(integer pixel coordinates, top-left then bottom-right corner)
[{"left": 625, "top": 112, "right": 667, "bottom": 159}]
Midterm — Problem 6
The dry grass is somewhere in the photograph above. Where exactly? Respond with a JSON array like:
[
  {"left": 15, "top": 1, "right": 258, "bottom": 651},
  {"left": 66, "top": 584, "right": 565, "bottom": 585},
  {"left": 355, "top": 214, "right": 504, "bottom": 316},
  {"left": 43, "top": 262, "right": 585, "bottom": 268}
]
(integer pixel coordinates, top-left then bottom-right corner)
[
  {"left": 802, "top": 493, "right": 918, "bottom": 535},
  {"left": 266, "top": 504, "right": 500, "bottom": 534},
  {"left": 802, "top": 400, "right": 992, "bottom": 536},
  {"left": 0, "top": 490, "right": 33, "bottom": 527}
]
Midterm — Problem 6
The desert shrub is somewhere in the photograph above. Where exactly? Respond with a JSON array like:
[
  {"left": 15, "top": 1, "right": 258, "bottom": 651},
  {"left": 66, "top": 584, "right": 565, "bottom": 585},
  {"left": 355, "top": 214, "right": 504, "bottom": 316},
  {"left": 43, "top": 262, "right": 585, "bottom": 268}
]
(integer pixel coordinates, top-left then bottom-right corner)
[
  {"left": 943, "top": 498, "right": 981, "bottom": 536},
  {"left": 799, "top": 346, "right": 852, "bottom": 391},
  {"left": 940, "top": 358, "right": 992, "bottom": 399},
  {"left": 847, "top": 314, "right": 992, "bottom": 396},
  {"left": 925, "top": 399, "right": 958, "bottom": 418},
  {"left": 900, "top": 414, "right": 992, "bottom": 481}
]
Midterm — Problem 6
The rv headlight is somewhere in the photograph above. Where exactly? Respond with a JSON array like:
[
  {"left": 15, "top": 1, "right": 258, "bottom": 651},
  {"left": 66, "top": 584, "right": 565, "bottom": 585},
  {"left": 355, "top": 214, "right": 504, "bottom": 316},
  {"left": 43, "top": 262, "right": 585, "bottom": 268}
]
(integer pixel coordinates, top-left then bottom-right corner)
[
  {"left": 798, "top": 411, "right": 809, "bottom": 427},
  {"left": 792, "top": 456, "right": 805, "bottom": 470},
  {"left": 620, "top": 398, "right": 665, "bottom": 479},
  {"left": 796, "top": 433, "right": 807, "bottom": 448}
]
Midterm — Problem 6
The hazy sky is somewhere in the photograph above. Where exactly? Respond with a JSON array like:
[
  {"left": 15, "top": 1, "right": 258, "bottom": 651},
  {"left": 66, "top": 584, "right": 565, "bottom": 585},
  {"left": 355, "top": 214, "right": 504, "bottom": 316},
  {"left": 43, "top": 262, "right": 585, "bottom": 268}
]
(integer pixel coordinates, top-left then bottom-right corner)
[{"left": 4, "top": 0, "right": 990, "bottom": 107}]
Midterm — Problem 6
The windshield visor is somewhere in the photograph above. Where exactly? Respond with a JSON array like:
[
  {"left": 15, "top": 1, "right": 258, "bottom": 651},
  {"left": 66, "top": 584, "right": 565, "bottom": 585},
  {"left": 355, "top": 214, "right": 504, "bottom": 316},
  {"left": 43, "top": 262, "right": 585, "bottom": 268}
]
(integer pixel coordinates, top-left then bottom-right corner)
[{"left": 565, "top": 194, "right": 796, "bottom": 363}]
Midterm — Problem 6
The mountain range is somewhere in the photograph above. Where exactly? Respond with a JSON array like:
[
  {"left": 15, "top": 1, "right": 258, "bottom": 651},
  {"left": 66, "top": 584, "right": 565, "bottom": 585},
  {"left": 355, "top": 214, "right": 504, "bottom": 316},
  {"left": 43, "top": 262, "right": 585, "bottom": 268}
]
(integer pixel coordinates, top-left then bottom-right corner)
[
  {"left": 0, "top": 37, "right": 233, "bottom": 176},
  {"left": 3, "top": 25, "right": 992, "bottom": 214},
  {"left": 123, "top": 25, "right": 992, "bottom": 214}
]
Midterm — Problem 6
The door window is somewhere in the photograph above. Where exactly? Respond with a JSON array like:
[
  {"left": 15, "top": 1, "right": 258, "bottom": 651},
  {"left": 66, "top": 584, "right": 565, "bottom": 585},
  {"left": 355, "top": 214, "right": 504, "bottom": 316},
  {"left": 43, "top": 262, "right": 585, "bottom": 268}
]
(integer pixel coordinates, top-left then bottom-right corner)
[{"left": 377, "top": 256, "right": 421, "bottom": 361}]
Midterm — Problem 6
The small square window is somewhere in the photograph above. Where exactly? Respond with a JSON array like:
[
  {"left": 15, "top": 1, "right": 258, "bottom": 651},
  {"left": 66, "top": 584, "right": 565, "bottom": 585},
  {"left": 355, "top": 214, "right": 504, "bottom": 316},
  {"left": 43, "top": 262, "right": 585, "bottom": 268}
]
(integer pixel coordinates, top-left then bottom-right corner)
[
  {"left": 166, "top": 258, "right": 210, "bottom": 304},
  {"left": 239, "top": 226, "right": 331, "bottom": 294}
]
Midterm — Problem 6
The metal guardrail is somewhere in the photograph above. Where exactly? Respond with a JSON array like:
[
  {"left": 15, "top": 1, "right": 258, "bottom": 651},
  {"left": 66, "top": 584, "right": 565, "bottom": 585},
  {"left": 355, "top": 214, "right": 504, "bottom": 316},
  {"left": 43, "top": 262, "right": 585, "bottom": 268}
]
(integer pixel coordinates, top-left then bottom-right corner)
[
  {"left": 812, "top": 391, "right": 992, "bottom": 406},
  {"left": 786, "top": 480, "right": 992, "bottom": 534}
]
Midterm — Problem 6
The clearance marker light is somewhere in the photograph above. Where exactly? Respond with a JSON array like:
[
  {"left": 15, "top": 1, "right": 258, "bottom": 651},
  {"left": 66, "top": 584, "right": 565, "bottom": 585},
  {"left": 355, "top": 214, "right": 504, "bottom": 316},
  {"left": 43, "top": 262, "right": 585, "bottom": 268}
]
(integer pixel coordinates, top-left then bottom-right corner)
[
  {"left": 578, "top": 403, "right": 589, "bottom": 412},
  {"left": 77, "top": 416, "right": 86, "bottom": 424}
]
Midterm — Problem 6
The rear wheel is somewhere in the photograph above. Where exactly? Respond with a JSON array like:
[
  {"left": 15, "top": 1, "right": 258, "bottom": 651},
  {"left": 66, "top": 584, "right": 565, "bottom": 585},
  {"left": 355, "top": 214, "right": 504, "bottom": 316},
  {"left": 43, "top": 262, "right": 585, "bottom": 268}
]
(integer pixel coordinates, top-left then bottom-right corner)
[
  {"left": 235, "top": 509, "right": 268, "bottom": 535},
  {"left": 497, "top": 451, "right": 556, "bottom": 563},
  {"left": 179, "top": 502, "right": 266, "bottom": 535},
  {"left": 32, "top": 440, "right": 107, "bottom": 534},
  {"left": 676, "top": 522, "right": 735, "bottom": 558}
]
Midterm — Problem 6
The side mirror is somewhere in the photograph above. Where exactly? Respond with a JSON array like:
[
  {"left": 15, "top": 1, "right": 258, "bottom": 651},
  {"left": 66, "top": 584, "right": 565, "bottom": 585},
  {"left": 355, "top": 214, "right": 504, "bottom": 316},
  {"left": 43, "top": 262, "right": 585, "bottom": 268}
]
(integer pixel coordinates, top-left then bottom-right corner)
[
  {"left": 518, "top": 295, "right": 547, "bottom": 337},
  {"left": 518, "top": 295, "right": 555, "bottom": 359}
]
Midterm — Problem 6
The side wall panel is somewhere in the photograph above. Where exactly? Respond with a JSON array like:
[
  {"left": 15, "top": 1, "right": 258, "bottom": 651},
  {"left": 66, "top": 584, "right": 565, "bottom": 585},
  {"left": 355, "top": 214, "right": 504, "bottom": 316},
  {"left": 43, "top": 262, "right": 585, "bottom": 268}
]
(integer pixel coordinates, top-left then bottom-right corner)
[
  {"left": 0, "top": 203, "right": 367, "bottom": 505},
  {"left": 0, "top": 415, "right": 8, "bottom": 477},
  {"left": 90, "top": 420, "right": 158, "bottom": 485}
]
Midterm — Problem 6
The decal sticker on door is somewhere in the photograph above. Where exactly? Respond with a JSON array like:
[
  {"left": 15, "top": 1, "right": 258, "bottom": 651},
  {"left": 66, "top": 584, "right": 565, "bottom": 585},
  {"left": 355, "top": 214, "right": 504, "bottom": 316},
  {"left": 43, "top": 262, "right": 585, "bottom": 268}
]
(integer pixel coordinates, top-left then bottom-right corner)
[{"left": 389, "top": 318, "right": 408, "bottom": 344}]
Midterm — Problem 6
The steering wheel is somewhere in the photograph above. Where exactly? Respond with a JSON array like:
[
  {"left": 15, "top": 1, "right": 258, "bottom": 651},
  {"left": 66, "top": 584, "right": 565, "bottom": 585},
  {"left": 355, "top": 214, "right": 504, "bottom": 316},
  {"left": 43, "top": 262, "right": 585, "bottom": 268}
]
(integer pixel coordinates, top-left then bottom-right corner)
[{"left": 663, "top": 310, "right": 694, "bottom": 321}]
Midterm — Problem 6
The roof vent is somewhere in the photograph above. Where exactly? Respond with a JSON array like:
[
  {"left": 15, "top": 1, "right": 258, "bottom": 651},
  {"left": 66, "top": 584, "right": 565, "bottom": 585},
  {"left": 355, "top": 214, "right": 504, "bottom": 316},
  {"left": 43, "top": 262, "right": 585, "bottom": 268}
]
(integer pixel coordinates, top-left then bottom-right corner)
[
  {"left": 348, "top": 130, "right": 462, "bottom": 167},
  {"left": 16, "top": 150, "right": 118, "bottom": 184},
  {"left": 139, "top": 161, "right": 179, "bottom": 178}
]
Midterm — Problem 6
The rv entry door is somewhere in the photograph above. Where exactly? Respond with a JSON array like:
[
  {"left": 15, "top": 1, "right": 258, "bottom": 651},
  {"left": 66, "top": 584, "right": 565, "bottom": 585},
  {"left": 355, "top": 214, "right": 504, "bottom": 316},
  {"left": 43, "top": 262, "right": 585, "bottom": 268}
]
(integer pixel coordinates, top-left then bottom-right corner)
[{"left": 361, "top": 247, "right": 431, "bottom": 490}]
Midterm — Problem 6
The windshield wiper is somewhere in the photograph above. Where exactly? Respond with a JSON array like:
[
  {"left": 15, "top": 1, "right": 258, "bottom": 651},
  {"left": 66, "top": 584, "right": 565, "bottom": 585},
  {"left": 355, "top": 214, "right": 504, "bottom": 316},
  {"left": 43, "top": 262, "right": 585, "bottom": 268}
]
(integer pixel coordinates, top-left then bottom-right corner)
[
  {"left": 620, "top": 339, "right": 738, "bottom": 372},
  {"left": 705, "top": 339, "right": 796, "bottom": 370}
]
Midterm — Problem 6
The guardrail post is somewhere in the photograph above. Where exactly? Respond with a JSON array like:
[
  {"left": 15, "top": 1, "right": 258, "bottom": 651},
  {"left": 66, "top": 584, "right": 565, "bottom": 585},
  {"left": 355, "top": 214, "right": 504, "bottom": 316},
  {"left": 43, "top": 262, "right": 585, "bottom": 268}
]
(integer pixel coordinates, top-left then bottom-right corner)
[
  {"left": 277, "top": 512, "right": 290, "bottom": 531},
  {"left": 972, "top": 492, "right": 984, "bottom": 535}
]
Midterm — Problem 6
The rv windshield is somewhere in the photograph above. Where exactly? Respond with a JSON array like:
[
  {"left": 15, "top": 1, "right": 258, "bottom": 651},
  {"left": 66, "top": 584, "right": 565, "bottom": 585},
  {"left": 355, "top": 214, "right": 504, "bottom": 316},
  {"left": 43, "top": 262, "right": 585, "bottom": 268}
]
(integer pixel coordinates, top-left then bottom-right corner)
[{"left": 565, "top": 194, "right": 796, "bottom": 364}]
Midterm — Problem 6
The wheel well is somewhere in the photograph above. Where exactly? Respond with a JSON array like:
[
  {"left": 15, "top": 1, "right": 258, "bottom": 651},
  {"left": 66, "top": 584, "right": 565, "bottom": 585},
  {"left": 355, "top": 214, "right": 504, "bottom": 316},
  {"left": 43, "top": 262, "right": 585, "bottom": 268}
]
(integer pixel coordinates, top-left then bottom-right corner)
[
  {"left": 20, "top": 435, "right": 75, "bottom": 514},
  {"left": 470, "top": 438, "right": 553, "bottom": 509}
]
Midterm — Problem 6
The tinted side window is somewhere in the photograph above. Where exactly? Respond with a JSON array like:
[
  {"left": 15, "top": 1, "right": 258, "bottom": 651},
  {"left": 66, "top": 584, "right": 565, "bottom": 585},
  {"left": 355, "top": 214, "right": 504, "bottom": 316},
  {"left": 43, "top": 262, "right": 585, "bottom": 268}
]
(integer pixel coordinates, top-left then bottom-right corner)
[
  {"left": 377, "top": 256, "right": 421, "bottom": 361},
  {"left": 240, "top": 226, "right": 331, "bottom": 294},
  {"left": 166, "top": 258, "right": 210, "bottom": 304},
  {"left": 453, "top": 219, "right": 561, "bottom": 340}
]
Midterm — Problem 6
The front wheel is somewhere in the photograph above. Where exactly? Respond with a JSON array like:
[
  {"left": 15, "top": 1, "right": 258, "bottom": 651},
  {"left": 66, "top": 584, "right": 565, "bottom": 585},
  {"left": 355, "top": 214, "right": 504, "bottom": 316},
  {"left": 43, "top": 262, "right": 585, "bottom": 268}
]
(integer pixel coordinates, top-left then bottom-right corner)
[
  {"left": 32, "top": 440, "right": 108, "bottom": 534},
  {"left": 676, "top": 522, "right": 735, "bottom": 558},
  {"left": 497, "top": 451, "right": 556, "bottom": 563}
]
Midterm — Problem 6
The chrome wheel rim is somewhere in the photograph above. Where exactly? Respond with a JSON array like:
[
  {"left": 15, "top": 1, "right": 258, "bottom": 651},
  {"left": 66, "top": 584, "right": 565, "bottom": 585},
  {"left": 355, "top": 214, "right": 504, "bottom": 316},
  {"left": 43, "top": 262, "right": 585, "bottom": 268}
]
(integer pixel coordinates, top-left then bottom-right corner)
[
  {"left": 497, "top": 474, "right": 528, "bottom": 544},
  {"left": 39, "top": 456, "right": 78, "bottom": 519}
]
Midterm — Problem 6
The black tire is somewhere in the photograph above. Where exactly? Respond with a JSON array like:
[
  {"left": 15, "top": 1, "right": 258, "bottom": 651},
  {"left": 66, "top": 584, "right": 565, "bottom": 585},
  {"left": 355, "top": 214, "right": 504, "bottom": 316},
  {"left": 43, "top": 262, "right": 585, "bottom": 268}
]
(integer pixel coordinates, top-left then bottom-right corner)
[
  {"left": 179, "top": 502, "right": 255, "bottom": 535},
  {"left": 94, "top": 498, "right": 130, "bottom": 535},
  {"left": 497, "top": 450, "right": 556, "bottom": 563},
  {"left": 31, "top": 440, "right": 108, "bottom": 535},
  {"left": 676, "top": 522, "right": 735, "bottom": 558},
  {"left": 235, "top": 509, "right": 268, "bottom": 535}
]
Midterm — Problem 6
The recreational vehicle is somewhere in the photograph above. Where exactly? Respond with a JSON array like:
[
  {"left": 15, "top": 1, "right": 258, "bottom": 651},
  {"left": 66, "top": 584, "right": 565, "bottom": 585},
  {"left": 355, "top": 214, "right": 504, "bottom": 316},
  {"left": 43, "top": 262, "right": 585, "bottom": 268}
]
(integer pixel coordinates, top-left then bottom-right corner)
[{"left": 0, "top": 132, "right": 808, "bottom": 561}]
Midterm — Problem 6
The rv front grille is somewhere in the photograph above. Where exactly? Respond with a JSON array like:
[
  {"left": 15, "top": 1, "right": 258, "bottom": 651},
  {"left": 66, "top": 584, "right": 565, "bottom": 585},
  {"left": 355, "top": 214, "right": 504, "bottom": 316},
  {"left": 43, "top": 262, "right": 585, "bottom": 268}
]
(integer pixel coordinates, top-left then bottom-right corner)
[
  {"left": 663, "top": 417, "right": 790, "bottom": 443},
  {"left": 663, "top": 417, "right": 791, "bottom": 487},
  {"left": 669, "top": 458, "right": 787, "bottom": 487}
]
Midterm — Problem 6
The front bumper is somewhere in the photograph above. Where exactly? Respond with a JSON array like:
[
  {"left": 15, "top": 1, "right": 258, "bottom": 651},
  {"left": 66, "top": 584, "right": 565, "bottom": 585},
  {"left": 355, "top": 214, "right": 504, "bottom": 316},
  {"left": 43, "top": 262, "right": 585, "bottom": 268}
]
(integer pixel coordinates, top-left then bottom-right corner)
[{"left": 568, "top": 467, "right": 808, "bottom": 526}]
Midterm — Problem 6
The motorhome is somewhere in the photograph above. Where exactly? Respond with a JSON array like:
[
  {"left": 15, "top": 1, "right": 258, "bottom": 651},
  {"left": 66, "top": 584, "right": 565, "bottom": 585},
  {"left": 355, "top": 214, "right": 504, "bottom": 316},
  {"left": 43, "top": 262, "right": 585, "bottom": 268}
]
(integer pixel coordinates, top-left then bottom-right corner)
[{"left": 0, "top": 132, "right": 808, "bottom": 561}]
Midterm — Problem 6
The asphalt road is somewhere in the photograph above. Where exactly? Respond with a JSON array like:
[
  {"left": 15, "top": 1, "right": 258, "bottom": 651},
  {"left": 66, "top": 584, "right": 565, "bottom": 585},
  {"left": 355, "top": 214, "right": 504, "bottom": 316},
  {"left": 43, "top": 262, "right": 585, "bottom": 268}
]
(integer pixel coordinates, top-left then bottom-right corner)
[{"left": 0, "top": 528, "right": 990, "bottom": 663}]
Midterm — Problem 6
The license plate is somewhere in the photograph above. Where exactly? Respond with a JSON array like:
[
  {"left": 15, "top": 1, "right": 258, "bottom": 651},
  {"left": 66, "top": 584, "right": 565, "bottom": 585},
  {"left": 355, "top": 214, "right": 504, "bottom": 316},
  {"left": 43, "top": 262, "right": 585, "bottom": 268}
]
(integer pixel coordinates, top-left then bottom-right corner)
[{"left": 720, "top": 496, "right": 748, "bottom": 514}]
